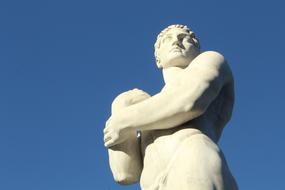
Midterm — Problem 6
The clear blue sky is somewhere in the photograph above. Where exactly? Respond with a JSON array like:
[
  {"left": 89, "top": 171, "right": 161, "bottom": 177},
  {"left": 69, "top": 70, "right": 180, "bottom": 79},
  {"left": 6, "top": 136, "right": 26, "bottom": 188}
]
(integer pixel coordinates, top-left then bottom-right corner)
[{"left": 0, "top": 0, "right": 284, "bottom": 189}]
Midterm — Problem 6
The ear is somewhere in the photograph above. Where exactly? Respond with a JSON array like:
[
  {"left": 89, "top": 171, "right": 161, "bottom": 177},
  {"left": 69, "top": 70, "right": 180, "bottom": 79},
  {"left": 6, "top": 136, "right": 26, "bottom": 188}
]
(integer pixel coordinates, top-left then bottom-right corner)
[
  {"left": 156, "top": 59, "right": 162, "bottom": 69},
  {"left": 154, "top": 48, "right": 162, "bottom": 68}
]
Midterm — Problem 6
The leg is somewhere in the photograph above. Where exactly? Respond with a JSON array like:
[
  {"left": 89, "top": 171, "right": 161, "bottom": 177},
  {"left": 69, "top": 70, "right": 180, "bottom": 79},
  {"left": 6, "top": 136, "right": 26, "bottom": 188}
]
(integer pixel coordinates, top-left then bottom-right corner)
[{"left": 165, "top": 134, "right": 238, "bottom": 190}]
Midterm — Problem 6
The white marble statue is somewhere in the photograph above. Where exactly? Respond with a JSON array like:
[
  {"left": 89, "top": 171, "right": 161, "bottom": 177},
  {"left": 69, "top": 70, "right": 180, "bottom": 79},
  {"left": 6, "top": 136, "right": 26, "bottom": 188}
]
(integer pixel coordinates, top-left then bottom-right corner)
[{"left": 104, "top": 24, "right": 238, "bottom": 190}]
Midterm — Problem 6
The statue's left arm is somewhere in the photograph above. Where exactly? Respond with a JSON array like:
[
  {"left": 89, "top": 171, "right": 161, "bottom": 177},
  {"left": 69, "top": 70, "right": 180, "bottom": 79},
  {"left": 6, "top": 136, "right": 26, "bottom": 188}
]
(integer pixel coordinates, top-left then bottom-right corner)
[{"left": 104, "top": 51, "right": 234, "bottom": 147}]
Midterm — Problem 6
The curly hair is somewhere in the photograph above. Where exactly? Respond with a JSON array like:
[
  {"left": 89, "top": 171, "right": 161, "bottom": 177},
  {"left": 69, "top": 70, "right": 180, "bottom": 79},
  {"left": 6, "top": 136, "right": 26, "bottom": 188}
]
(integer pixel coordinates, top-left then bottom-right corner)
[{"left": 154, "top": 24, "right": 200, "bottom": 66}]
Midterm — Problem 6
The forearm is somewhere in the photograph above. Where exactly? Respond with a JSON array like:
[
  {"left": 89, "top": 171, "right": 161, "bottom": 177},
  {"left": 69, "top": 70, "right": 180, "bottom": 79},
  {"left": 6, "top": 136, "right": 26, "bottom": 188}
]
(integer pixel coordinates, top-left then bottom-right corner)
[
  {"left": 115, "top": 52, "right": 232, "bottom": 132},
  {"left": 108, "top": 134, "right": 142, "bottom": 184},
  {"left": 116, "top": 81, "right": 215, "bottom": 132}
]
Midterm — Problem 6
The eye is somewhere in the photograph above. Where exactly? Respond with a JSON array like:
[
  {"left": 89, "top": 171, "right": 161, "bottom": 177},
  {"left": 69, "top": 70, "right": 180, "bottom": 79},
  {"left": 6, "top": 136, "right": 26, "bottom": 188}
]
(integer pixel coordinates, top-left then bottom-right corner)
[
  {"left": 178, "top": 34, "right": 187, "bottom": 41},
  {"left": 162, "top": 36, "right": 172, "bottom": 43},
  {"left": 183, "top": 36, "right": 194, "bottom": 43}
]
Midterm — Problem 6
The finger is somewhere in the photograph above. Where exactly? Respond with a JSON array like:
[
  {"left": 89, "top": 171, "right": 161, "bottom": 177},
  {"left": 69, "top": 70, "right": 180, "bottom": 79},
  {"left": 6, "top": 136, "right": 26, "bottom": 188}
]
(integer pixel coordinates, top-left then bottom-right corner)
[
  {"left": 104, "top": 118, "right": 111, "bottom": 134},
  {"left": 105, "top": 139, "right": 114, "bottom": 148},
  {"left": 104, "top": 133, "right": 120, "bottom": 148},
  {"left": 106, "top": 118, "right": 111, "bottom": 126},
  {"left": 104, "top": 134, "right": 111, "bottom": 143},
  {"left": 104, "top": 131, "right": 111, "bottom": 141},
  {"left": 103, "top": 127, "right": 108, "bottom": 134},
  {"left": 104, "top": 125, "right": 110, "bottom": 134}
]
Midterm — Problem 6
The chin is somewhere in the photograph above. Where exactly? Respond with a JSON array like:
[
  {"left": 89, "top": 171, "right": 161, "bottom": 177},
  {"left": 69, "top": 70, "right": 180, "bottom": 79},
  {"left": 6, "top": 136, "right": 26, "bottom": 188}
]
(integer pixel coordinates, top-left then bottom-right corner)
[{"left": 166, "top": 55, "right": 192, "bottom": 68}]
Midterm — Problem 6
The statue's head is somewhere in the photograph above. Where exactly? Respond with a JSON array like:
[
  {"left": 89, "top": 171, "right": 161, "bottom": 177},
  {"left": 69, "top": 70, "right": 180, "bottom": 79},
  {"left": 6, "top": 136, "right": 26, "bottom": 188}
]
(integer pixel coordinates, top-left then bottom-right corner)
[{"left": 154, "top": 24, "right": 200, "bottom": 69}]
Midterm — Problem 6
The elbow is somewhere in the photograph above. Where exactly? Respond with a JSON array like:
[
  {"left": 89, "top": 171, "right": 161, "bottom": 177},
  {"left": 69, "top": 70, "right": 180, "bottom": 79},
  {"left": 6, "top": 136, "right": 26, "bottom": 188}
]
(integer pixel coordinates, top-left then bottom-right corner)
[
  {"left": 182, "top": 80, "right": 222, "bottom": 117},
  {"left": 113, "top": 172, "right": 140, "bottom": 185},
  {"left": 183, "top": 101, "right": 208, "bottom": 118},
  {"left": 182, "top": 86, "right": 212, "bottom": 117}
]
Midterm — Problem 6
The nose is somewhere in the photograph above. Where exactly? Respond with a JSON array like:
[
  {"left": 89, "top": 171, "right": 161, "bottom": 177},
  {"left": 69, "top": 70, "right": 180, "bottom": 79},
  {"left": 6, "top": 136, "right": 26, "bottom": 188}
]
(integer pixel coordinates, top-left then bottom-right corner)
[{"left": 171, "top": 36, "right": 182, "bottom": 47}]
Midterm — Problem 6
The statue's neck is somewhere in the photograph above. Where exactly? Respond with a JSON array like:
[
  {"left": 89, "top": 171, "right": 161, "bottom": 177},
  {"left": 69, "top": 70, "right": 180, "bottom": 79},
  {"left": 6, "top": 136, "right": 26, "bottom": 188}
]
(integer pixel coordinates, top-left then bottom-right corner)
[{"left": 162, "top": 67, "right": 184, "bottom": 84}]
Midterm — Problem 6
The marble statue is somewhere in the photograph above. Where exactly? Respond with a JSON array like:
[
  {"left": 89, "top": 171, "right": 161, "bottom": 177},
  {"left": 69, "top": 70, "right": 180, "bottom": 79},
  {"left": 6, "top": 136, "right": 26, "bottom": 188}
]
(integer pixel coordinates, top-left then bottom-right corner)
[{"left": 104, "top": 24, "right": 238, "bottom": 190}]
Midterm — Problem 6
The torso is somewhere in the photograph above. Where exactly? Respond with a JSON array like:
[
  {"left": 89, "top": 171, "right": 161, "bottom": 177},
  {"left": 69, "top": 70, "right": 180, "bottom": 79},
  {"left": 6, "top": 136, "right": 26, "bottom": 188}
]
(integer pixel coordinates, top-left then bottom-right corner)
[{"left": 139, "top": 81, "right": 234, "bottom": 189}]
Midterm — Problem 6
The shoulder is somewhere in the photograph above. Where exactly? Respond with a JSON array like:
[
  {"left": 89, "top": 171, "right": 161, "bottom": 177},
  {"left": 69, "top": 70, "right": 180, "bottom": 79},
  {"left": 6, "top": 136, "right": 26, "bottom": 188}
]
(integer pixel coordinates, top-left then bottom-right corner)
[
  {"left": 199, "top": 51, "right": 225, "bottom": 59},
  {"left": 191, "top": 51, "right": 227, "bottom": 69},
  {"left": 187, "top": 51, "right": 233, "bottom": 82}
]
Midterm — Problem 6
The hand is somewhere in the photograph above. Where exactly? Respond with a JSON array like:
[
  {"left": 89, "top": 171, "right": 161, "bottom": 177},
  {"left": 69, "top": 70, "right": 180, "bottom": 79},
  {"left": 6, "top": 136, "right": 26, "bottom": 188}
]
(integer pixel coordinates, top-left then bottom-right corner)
[{"left": 103, "top": 116, "right": 134, "bottom": 148}]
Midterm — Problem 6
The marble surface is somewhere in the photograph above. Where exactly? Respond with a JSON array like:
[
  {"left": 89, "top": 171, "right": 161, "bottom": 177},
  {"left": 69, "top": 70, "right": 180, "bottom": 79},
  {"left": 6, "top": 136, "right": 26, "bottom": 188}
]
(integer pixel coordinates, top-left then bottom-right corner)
[{"left": 104, "top": 24, "right": 238, "bottom": 190}]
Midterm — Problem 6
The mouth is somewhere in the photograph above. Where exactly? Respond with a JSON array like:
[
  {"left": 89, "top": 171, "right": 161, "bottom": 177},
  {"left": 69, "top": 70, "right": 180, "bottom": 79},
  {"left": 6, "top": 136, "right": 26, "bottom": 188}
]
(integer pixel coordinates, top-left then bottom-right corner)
[{"left": 170, "top": 47, "right": 182, "bottom": 53}]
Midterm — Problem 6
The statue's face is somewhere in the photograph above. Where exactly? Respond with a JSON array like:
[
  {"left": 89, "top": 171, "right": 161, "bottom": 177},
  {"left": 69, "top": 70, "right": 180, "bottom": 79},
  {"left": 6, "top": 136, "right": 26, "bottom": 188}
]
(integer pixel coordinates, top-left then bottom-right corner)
[{"left": 157, "top": 28, "right": 200, "bottom": 69}]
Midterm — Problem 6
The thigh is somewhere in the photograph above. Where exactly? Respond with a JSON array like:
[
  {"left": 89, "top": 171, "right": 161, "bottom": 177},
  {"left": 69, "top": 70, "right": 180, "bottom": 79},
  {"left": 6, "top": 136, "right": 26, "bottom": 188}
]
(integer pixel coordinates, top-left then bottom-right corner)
[{"left": 165, "top": 134, "right": 237, "bottom": 190}]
